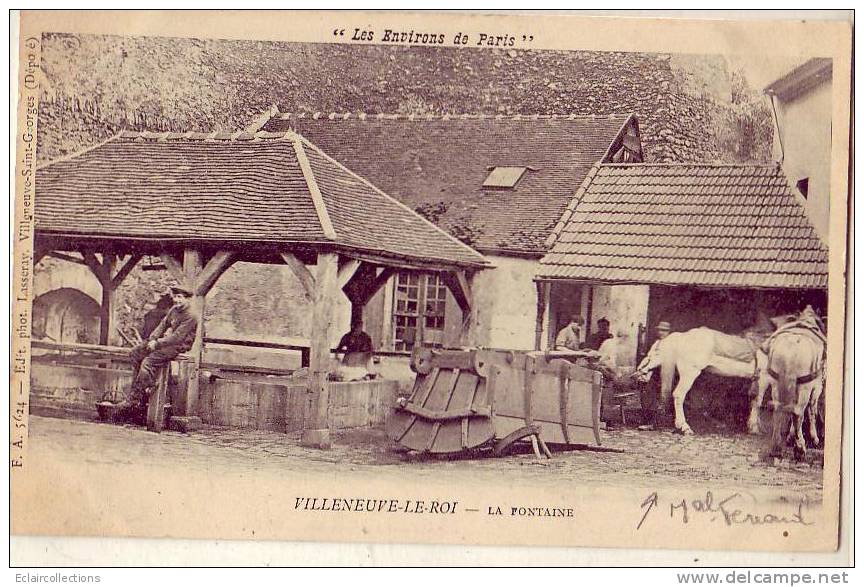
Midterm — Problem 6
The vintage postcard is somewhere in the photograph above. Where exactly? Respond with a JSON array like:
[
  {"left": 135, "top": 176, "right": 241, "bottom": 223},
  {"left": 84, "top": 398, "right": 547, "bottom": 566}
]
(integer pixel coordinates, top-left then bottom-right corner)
[{"left": 10, "top": 10, "right": 852, "bottom": 559}]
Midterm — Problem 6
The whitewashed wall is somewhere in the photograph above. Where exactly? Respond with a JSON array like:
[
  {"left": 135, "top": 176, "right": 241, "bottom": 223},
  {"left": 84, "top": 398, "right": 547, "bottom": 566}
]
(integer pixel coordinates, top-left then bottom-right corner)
[
  {"left": 471, "top": 255, "right": 540, "bottom": 350},
  {"left": 774, "top": 80, "right": 832, "bottom": 242}
]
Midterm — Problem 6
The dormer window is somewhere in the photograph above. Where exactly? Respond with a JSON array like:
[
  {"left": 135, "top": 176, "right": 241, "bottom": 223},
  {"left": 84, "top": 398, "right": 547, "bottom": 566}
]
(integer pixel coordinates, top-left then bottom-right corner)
[
  {"left": 796, "top": 177, "right": 809, "bottom": 200},
  {"left": 483, "top": 166, "right": 530, "bottom": 189}
]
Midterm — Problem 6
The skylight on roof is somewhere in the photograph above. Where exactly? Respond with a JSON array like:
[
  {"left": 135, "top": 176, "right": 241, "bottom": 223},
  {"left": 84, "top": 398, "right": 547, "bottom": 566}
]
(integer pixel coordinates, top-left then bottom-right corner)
[{"left": 483, "top": 166, "right": 528, "bottom": 189}]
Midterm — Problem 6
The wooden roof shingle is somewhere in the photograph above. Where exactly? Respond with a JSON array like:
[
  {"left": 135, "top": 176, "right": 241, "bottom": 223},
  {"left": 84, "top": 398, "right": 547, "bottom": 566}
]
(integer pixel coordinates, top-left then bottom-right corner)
[
  {"left": 35, "top": 130, "right": 487, "bottom": 270},
  {"left": 258, "top": 112, "right": 636, "bottom": 255},
  {"left": 537, "top": 163, "right": 828, "bottom": 289}
]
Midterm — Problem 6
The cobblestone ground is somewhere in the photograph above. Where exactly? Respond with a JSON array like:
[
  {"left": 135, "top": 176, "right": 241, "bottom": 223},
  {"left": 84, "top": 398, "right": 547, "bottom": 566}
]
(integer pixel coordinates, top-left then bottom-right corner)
[{"left": 27, "top": 415, "right": 823, "bottom": 501}]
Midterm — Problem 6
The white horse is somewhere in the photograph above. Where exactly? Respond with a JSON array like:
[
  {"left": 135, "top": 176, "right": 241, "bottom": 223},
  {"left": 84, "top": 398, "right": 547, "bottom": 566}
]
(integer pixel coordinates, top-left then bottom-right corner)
[
  {"left": 636, "top": 327, "right": 769, "bottom": 435},
  {"left": 748, "top": 307, "right": 826, "bottom": 459}
]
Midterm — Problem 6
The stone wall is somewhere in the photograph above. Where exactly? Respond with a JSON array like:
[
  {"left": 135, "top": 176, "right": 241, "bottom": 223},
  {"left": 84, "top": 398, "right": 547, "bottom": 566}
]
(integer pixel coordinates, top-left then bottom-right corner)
[{"left": 37, "top": 35, "right": 771, "bottom": 165}]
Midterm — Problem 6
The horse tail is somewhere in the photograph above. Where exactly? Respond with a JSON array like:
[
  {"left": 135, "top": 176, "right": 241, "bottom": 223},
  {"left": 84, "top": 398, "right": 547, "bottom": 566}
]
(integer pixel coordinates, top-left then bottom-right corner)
[
  {"left": 777, "top": 364, "right": 799, "bottom": 412},
  {"left": 767, "top": 347, "right": 796, "bottom": 453}
]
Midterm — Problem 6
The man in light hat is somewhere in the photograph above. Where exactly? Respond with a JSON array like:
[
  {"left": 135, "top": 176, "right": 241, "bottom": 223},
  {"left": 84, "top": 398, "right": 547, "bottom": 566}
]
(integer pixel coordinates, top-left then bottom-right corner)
[
  {"left": 115, "top": 284, "right": 200, "bottom": 424},
  {"left": 636, "top": 320, "right": 672, "bottom": 431},
  {"left": 555, "top": 313, "right": 584, "bottom": 352}
]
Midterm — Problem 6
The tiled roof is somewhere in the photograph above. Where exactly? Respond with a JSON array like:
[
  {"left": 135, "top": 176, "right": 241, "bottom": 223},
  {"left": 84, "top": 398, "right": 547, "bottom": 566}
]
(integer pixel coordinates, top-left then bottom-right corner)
[
  {"left": 538, "top": 164, "right": 828, "bottom": 289},
  {"left": 35, "top": 130, "right": 487, "bottom": 269},
  {"left": 258, "top": 112, "right": 635, "bottom": 254}
]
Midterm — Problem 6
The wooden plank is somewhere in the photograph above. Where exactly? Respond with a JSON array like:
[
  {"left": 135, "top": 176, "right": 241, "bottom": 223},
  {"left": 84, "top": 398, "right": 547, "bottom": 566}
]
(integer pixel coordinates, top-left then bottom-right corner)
[
  {"left": 523, "top": 355, "right": 535, "bottom": 426},
  {"left": 31, "top": 339, "right": 191, "bottom": 360},
  {"left": 466, "top": 378, "right": 494, "bottom": 447},
  {"left": 559, "top": 363, "right": 571, "bottom": 444},
  {"left": 423, "top": 369, "right": 461, "bottom": 451},
  {"left": 398, "top": 368, "right": 452, "bottom": 450},
  {"left": 329, "top": 249, "right": 476, "bottom": 274},
  {"left": 524, "top": 418, "right": 598, "bottom": 446},
  {"left": 397, "top": 402, "right": 491, "bottom": 421},
  {"left": 429, "top": 349, "right": 477, "bottom": 372},
  {"left": 433, "top": 371, "right": 481, "bottom": 453},
  {"left": 592, "top": 377, "right": 603, "bottom": 445},
  {"left": 386, "top": 371, "right": 435, "bottom": 442},
  {"left": 492, "top": 416, "right": 596, "bottom": 447},
  {"left": 280, "top": 252, "right": 315, "bottom": 300}
]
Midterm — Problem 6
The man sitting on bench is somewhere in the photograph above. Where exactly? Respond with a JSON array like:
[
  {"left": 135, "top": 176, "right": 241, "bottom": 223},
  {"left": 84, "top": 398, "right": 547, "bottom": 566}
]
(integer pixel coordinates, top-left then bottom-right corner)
[{"left": 115, "top": 285, "right": 199, "bottom": 424}]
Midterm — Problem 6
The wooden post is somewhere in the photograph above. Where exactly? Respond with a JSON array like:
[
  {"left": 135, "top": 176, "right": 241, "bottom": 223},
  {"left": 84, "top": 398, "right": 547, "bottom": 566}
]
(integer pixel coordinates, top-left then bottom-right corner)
[
  {"left": 82, "top": 252, "right": 117, "bottom": 346},
  {"left": 303, "top": 252, "right": 339, "bottom": 449},
  {"left": 537, "top": 281, "right": 552, "bottom": 350},
  {"left": 441, "top": 270, "right": 474, "bottom": 347},
  {"left": 98, "top": 254, "right": 117, "bottom": 345},
  {"left": 535, "top": 281, "right": 548, "bottom": 351},
  {"left": 183, "top": 249, "right": 204, "bottom": 417}
]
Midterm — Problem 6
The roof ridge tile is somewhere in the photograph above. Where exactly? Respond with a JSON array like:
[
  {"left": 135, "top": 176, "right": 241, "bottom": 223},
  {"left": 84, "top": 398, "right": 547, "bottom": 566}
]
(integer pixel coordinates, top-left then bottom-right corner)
[{"left": 272, "top": 111, "right": 634, "bottom": 122}]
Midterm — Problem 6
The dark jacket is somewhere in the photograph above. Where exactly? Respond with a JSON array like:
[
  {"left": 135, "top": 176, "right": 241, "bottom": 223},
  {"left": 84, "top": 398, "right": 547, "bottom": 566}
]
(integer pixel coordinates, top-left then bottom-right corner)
[
  {"left": 149, "top": 304, "right": 200, "bottom": 352},
  {"left": 584, "top": 331, "right": 613, "bottom": 351},
  {"left": 337, "top": 330, "right": 373, "bottom": 354}
]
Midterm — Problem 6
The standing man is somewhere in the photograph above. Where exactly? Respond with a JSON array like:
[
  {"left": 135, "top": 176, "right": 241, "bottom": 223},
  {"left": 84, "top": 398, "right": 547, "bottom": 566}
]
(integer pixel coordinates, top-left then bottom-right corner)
[
  {"left": 336, "top": 317, "right": 373, "bottom": 357},
  {"left": 115, "top": 285, "right": 200, "bottom": 424},
  {"left": 555, "top": 314, "right": 583, "bottom": 351},
  {"left": 585, "top": 317, "right": 613, "bottom": 350},
  {"left": 636, "top": 320, "right": 672, "bottom": 430}
]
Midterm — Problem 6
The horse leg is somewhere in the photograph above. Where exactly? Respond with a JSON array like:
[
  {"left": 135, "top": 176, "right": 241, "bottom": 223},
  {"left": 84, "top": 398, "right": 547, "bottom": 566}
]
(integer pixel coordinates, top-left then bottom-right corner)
[
  {"left": 747, "top": 370, "right": 770, "bottom": 435},
  {"left": 655, "top": 358, "right": 678, "bottom": 428},
  {"left": 789, "top": 367, "right": 825, "bottom": 459},
  {"left": 807, "top": 379, "right": 823, "bottom": 448},
  {"left": 792, "top": 407, "right": 808, "bottom": 462},
  {"left": 672, "top": 368, "right": 700, "bottom": 435}
]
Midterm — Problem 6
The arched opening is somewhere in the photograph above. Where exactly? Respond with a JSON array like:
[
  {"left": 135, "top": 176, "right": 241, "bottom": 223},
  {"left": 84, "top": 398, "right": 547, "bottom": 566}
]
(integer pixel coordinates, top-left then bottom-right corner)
[{"left": 32, "top": 288, "right": 101, "bottom": 345}]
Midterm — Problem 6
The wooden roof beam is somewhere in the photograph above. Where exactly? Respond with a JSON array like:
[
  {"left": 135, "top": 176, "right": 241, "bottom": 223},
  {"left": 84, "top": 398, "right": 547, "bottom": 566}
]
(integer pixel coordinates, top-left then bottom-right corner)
[
  {"left": 337, "top": 257, "right": 363, "bottom": 290},
  {"left": 111, "top": 254, "right": 142, "bottom": 289},
  {"left": 344, "top": 263, "right": 394, "bottom": 307},
  {"left": 194, "top": 251, "right": 236, "bottom": 296},
  {"left": 442, "top": 270, "right": 473, "bottom": 315},
  {"left": 159, "top": 252, "right": 193, "bottom": 290},
  {"left": 280, "top": 252, "right": 315, "bottom": 300}
]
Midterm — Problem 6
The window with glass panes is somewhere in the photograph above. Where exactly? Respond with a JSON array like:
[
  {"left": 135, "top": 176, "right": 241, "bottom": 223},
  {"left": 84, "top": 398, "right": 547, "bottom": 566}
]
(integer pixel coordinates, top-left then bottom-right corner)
[{"left": 393, "top": 272, "right": 447, "bottom": 351}]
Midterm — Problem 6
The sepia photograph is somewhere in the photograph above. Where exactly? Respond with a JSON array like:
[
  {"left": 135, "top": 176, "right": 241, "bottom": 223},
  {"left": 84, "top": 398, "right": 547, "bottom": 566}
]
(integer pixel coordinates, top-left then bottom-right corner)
[{"left": 10, "top": 10, "right": 853, "bottom": 564}]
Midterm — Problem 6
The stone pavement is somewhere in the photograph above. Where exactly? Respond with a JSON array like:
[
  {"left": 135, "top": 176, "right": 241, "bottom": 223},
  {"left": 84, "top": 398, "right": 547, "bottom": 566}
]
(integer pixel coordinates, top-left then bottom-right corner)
[{"left": 26, "top": 415, "right": 823, "bottom": 502}]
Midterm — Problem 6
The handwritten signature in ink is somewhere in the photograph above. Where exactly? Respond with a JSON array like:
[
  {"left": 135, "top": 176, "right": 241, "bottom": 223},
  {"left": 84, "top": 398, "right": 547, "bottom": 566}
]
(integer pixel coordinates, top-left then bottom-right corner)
[{"left": 637, "top": 491, "right": 814, "bottom": 530}]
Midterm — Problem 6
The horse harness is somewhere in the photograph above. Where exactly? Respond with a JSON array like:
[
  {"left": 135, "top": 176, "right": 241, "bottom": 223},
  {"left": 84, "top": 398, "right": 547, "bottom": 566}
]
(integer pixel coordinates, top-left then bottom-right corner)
[{"left": 762, "top": 325, "right": 826, "bottom": 413}]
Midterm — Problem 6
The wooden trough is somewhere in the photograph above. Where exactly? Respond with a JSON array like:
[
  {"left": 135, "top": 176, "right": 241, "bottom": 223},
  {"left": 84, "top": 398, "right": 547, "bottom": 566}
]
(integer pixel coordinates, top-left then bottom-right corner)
[{"left": 386, "top": 348, "right": 603, "bottom": 457}]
